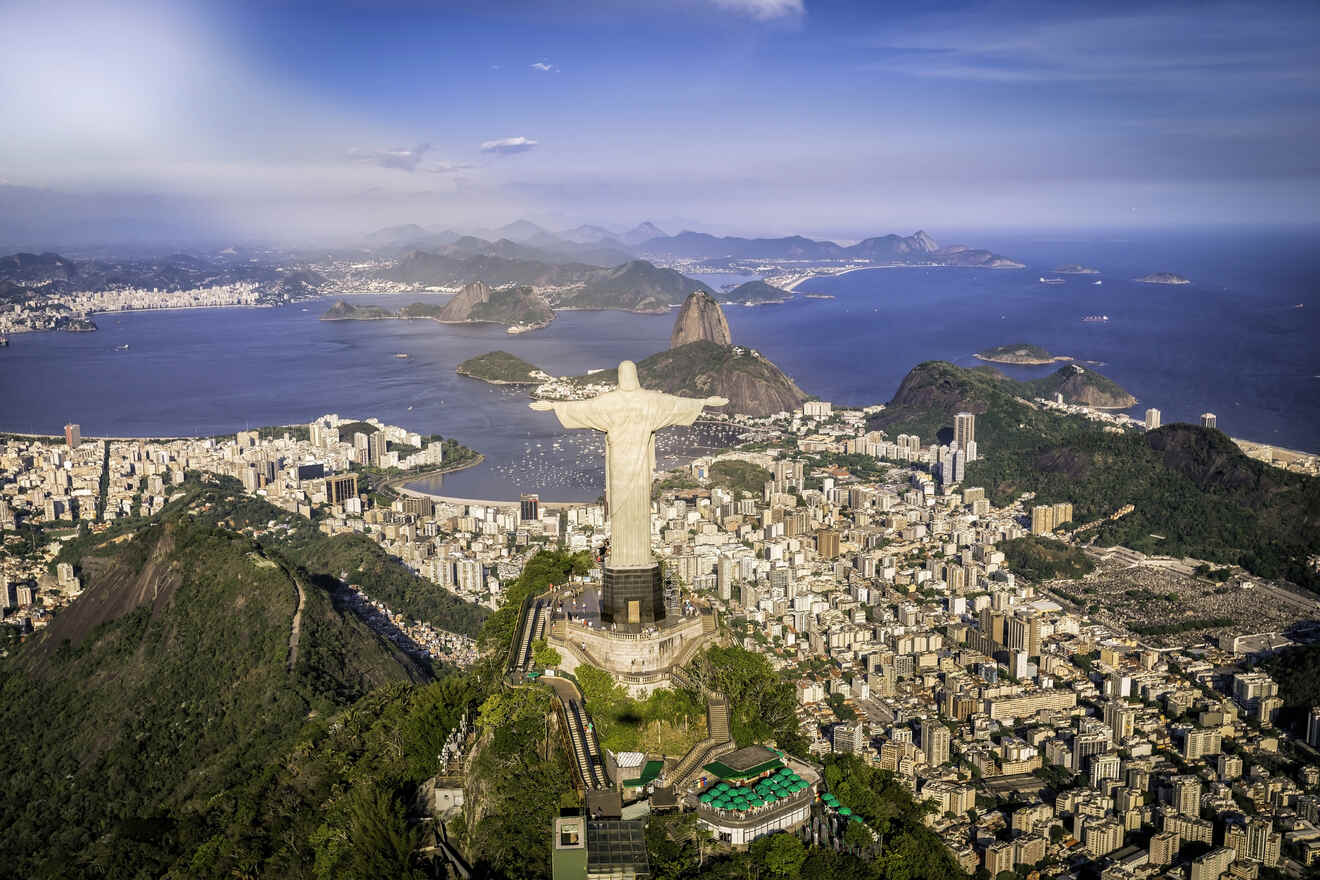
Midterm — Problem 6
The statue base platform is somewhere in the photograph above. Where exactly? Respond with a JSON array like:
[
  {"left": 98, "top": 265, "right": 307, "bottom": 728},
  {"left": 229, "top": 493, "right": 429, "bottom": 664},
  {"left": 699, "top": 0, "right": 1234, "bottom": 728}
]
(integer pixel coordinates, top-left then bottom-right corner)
[
  {"left": 548, "top": 605, "right": 720, "bottom": 699},
  {"left": 600, "top": 563, "right": 665, "bottom": 630}
]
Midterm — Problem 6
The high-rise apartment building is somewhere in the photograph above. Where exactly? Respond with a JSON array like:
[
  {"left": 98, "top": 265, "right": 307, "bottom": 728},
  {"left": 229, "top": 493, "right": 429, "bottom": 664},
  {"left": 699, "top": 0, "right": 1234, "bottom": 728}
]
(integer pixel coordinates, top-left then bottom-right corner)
[
  {"left": 1229, "top": 817, "right": 1281, "bottom": 867},
  {"left": 64, "top": 423, "right": 80, "bottom": 449},
  {"left": 1031, "top": 505, "right": 1055, "bottom": 535},
  {"left": 1169, "top": 775, "right": 1202, "bottom": 816},
  {"left": 520, "top": 493, "right": 540, "bottom": 522},
  {"left": 1308, "top": 707, "right": 1320, "bottom": 747},
  {"left": 954, "top": 412, "right": 975, "bottom": 449},
  {"left": 922, "top": 719, "right": 951, "bottom": 767},
  {"left": 1145, "top": 408, "right": 1162, "bottom": 430},
  {"left": 816, "top": 529, "right": 840, "bottom": 559},
  {"left": 1189, "top": 847, "right": 1236, "bottom": 880},
  {"left": 1148, "top": 831, "right": 1179, "bottom": 866}
]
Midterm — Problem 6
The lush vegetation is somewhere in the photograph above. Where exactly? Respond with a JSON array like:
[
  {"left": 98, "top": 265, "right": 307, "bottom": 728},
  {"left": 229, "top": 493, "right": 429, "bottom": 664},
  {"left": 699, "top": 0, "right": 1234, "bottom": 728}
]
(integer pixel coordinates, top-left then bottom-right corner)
[
  {"left": 154, "top": 482, "right": 490, "bottom": 636},
  {"left": 465, "top": 685, "right": 574, "bottom": 879},
  {"left": 684, "top": 644, "right": 807, "bottom": 755},
  {"left": 0, "top": 512, "right": 455, "bottom": 878},
  {"left": 574, "top": 664, "right": 706, "bottom": 754},
  {"left": 709, "top": 459, "right": 772, "bottom": 497},
  {"left": 573, "top": 339, "right": 808, "bottom": 418},
  {"left": 1021, "top": 364, "right": 1135, "bottom": 407},
  {"left": 480, "top": 547, "right": 594, "bottom": 652},
  {"left": 975, "top": 343, "right": 1055, "bottom": 363},
  {"left": 322, "top": 300, "right": 395, "bottom": 320},
  {"left": 999, "top": 536, "right": 1095, "bottom": 581},
  {"left": 456, "top": 350, "right": 547, "bottom": 384},
  {"left": 1262, "top": 644, "right": 1320, "bottom": 731},
  {"left": 874, "top": 362, "right": 1320, "bottom": 592},
  {"left": 804, "top": 451, "right": 890, "bottom": 482}
]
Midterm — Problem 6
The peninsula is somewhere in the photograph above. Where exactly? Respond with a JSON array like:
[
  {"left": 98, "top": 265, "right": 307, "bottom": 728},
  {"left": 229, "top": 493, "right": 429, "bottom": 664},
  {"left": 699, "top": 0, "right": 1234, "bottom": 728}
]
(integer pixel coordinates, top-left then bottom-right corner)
[{"left": 974, "top": 343, "right": 1072, "bottom": 365}]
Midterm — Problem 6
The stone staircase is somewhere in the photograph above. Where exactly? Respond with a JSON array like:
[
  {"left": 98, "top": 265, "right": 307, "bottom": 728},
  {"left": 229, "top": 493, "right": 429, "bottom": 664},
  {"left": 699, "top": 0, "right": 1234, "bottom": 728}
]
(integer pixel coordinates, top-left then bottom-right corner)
[
  {"left": 665, "top": 690, "right": 733, "bottom": 791},
  {"left": 706, "top": 693, "right": 730, "bottom": 744}
]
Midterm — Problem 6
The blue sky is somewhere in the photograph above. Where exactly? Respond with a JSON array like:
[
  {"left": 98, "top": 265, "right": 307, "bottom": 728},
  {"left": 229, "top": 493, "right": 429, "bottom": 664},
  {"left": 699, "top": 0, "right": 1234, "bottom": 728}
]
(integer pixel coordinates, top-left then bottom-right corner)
[{"left": 0, "top": 0, "right": 1316, "bottom": 243}]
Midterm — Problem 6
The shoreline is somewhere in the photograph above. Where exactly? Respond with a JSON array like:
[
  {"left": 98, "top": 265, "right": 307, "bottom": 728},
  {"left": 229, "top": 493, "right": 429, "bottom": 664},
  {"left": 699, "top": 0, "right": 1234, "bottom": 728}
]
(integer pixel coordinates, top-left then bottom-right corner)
[
  {"left": 973, "top": 353, "right": 1074, "bottom": 366},
  {"left": 780, "top": 262, "right": 1028, "bottom": 292}
]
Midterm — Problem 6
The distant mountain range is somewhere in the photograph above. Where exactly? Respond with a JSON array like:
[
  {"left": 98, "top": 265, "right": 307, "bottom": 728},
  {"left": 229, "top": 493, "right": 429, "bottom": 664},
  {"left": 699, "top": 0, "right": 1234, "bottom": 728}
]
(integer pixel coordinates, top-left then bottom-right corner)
[
  {"left": 361, "top": 221, "right": 1022, "bottom": 269},
  {"left": 635, "top": 229, "right": 1022, "bottom": 268}
]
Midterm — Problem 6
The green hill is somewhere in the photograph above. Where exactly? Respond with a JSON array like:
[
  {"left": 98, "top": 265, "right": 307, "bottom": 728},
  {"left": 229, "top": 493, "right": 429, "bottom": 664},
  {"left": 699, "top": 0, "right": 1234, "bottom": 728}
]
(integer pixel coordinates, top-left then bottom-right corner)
[
  {"left": 457, "top": 350, "right": 548, "bottom": 384},
  {"left": 549, "top": 260, "right": 712, "bottom": 313},
  {"left": 572, "top": 340, "right": 809, "bottom": 417},
  {"left": 723, "top": 279, "right": 790, "bottom": 304},
  {"left": 1023, "top": 363, "right": 1137, "bottom": 408},
  {"left": 0, "top": 505, "right": 434, "bottom": 876},
  {"left": 872, "top": 361, "right": 1320, "bottom": 590}
]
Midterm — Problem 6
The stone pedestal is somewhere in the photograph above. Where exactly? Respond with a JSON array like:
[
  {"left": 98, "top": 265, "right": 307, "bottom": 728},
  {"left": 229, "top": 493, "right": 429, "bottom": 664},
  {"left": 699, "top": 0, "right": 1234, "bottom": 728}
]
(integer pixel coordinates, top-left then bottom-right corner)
[{"left": 601, "top": 564, "right": 665, "bottom": 629}]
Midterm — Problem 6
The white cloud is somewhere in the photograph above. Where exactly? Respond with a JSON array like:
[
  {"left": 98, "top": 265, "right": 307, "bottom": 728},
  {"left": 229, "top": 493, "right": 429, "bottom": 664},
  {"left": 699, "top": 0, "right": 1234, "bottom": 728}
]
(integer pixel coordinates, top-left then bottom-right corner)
[
  {"left": 530, "top": 61, "right": 558, "bottom": 72},
  {"left": 480, "top": 137, "right": 539, "bottom": 155},
  {"left": 711, "top": 0, "right": 804, "bottom": 20},
  {"left": 348, "top": 143, "right": 432, "bottom": 172}
]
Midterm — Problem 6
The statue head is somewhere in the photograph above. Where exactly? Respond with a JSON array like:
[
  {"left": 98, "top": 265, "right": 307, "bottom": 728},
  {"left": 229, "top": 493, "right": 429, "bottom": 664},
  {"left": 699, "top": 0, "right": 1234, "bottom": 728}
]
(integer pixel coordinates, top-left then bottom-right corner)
[{"left": 618, "top": 360, "right": 640, "bottom": 391}]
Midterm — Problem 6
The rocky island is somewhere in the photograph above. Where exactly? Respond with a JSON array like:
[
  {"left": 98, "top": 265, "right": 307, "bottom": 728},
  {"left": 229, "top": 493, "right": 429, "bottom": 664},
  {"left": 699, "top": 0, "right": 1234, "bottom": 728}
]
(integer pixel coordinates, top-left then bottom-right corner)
[
  {"left": 1137, "top": 272, "right": 1191, "bottom": 285},
  {"left": 415, "top": 281, "right": 555, "bottom": 330},
  {"left": 321, "top": 300, "right": 394, "bottom": 321},
  {"left": 722, "top": 280, "right": 791, "bottom": 305},
  {"left": 320, "top": 282, "right": 555, "bottom": 331},
  {"left": 1054, "top": 264, "right": 1100, "bottom": 275},
  {"left": 974, "top": 343, "right": 1071, "bottom": 365},
  {"left": 456, "top": 351, "right": 550, "bottom": 385}
]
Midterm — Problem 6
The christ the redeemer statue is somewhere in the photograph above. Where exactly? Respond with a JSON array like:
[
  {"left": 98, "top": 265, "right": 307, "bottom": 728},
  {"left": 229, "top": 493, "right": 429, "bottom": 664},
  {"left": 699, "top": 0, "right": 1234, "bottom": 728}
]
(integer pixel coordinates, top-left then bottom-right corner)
[{"left": 531, "top": 361, "right": 727, "bottom": 572}]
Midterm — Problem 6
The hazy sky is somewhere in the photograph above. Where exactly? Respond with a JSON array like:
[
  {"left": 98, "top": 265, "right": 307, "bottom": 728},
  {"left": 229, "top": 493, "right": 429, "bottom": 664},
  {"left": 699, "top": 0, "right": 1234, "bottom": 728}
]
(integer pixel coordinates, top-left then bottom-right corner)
[{"left": 1, "top": 0, "right": 1316, "bottom": 244}]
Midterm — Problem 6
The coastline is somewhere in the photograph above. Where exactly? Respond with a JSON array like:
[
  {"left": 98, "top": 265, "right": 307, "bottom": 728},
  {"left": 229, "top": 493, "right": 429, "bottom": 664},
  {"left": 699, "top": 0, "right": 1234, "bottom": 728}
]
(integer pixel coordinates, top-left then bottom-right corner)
[
  {"left": 973, "top": 353, "right": 1074, "bottom": 366},
  {"left": 779, "top": 262, "right": 1021, "bottom": 292}
]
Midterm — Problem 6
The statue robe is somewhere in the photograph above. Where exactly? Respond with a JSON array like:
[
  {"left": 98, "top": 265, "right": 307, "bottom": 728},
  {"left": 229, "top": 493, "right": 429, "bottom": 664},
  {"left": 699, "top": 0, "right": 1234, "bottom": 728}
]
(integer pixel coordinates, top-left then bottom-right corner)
[{"left": 542, "top": 388, "right": 710, "bottom": 569}]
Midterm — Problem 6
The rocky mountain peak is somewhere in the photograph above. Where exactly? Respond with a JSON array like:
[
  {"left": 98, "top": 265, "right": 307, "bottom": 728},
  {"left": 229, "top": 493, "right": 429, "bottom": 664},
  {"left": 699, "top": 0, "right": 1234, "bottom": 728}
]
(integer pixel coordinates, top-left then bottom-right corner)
[{"left": 670, "top": 290, "right": 732, "bottom": 348}]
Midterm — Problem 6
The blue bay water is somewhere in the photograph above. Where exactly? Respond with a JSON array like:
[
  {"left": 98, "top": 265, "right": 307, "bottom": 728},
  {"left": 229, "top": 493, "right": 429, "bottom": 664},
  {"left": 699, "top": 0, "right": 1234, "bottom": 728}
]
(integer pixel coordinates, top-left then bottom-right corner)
[{"left": 0, "top": 227, "right": 1315, "bottom": 501}]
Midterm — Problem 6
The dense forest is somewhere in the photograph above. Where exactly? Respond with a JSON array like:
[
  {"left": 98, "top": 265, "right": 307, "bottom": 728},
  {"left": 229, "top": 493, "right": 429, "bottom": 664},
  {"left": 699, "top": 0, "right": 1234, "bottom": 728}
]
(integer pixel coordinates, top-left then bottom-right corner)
[{"left": 999, "top": 536, "right": 1096, "bottom": 581}]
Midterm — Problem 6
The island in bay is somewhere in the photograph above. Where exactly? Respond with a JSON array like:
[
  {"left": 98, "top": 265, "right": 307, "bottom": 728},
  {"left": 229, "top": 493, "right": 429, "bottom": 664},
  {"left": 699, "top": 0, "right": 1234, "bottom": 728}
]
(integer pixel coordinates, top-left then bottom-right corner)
[
  {"left": 321, "top": 281, "right": 556, "bottom": 331},
  {"left": 1137, "top": 272, "right": 1191, "bottom": 285},
  {"left": 456, "top": 351, "right": 550, "bottom": 385},
  {"left": 974, "top": 343, "right": 1072, "bottom": 365}
]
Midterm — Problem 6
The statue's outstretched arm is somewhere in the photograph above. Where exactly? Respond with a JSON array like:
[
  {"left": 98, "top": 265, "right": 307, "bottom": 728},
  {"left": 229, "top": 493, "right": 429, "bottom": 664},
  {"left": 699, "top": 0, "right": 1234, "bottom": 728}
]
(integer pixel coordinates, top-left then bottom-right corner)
[{"left": 529, "top": 397, "right": 611, "bottom": 431}]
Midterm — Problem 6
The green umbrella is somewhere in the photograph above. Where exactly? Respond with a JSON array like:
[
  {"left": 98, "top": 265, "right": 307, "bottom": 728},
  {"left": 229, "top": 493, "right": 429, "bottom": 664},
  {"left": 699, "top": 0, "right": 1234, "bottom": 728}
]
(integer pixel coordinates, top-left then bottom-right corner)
[
  {"left": 850, "top": 815, "right": 865, "bottom": 824},
  {"left": 839, "top": 807, "right": 852, "bottom": 816}
]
